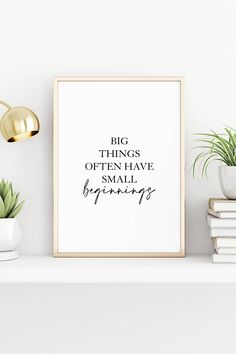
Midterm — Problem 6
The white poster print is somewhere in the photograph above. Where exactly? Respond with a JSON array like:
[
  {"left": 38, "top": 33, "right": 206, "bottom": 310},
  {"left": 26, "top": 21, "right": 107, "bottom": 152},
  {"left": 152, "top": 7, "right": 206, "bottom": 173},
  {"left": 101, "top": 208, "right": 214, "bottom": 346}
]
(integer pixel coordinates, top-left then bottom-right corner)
[{"left": 54, "top": 78, "right": 184, "bottom": 257}]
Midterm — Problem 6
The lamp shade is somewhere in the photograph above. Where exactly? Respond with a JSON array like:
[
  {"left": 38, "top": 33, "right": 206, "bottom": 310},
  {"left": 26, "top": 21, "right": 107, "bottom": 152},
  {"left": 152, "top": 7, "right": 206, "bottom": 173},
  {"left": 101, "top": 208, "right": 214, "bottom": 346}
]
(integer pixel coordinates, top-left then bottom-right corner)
[{"left": 0, "top": 106, "right": 40, "bottom": 142}]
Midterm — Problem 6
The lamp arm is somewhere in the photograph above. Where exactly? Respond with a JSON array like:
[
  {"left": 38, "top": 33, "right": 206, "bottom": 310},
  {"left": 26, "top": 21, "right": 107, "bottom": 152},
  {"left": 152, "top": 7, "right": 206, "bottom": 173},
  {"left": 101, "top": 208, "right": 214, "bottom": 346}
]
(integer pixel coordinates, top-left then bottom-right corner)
[{"left": 0, "top": 100, "right": 11, "bottom": 110}]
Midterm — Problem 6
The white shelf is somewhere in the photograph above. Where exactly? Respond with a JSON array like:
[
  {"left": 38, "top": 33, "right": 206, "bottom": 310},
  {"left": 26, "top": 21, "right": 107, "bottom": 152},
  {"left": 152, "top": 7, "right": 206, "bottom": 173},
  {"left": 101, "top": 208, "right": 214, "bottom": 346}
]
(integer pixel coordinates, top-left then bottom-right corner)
[{"left": 0, "top": 255, "right": 236, "bottom": 283}]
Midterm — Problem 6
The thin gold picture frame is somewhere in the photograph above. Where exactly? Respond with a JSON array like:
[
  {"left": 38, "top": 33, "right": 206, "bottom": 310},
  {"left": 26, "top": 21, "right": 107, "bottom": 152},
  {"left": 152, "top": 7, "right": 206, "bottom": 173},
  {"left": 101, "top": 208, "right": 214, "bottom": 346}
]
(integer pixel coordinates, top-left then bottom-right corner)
[{"left": 53, "top": 76, "right": 185, "bottom": 258}]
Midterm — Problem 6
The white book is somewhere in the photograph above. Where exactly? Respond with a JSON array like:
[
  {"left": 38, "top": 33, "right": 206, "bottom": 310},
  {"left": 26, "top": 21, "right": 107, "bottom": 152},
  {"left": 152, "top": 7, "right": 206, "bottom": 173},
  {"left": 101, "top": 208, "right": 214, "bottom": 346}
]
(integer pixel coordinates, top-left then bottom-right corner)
[
  {"left": 207, "top": 215, "right": 236, "bottom": 228},
  {"left": 212, "top": 253, "right": 236, "bottom": 263},
  {"left": 208, "top": 209, "right": 236, "bottom": 219},
  {"left": 215, "top": 248, "right": 236, "bottom": 254},
  {"left": 210, "top": 228, "right": 236, "bottom": 237},
  {"left": 209, "top": 198, "right": 236, "bottom": 212},
  {"left": 214, "top": 238, "right": 236, "bottom": 248}
]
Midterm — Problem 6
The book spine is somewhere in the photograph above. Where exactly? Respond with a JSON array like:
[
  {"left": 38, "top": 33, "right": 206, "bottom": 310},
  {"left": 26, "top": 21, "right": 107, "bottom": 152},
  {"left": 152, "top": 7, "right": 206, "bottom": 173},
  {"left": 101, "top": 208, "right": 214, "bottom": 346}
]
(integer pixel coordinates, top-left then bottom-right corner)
[
  {"left": 214, "top": 238, "right": 236, "bottom": 247},
  {"left": 208, "top": 209, "right": 236, "bottom": 219},
  {"left": 210, "top": 229, "right": 236, "bottom": 237},
  {"left": 215, "top": 248, "right": 236, "bottom": 254},
  {"left": 208, "top": 199, "right": 236, "bottom": 212},
  {"left": 212, "top": 253, "right": 236, "bottom": 263},
  {"left": 207, "top": 215, "right": 236, "bottom": 228}
]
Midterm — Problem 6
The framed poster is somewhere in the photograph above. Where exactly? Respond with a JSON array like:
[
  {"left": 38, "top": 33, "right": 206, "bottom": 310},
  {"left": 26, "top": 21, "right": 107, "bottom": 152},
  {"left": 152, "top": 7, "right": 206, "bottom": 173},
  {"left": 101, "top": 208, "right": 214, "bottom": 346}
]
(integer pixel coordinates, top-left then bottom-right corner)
[{"left": 53, "top": 77, "right": 185, "bottom": 257}]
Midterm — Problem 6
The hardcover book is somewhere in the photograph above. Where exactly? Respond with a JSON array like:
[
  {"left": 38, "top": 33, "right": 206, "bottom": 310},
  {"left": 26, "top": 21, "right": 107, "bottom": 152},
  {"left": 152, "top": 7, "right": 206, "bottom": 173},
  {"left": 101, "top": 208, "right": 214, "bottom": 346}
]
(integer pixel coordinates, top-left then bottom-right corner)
[
  {"left": 216, "top": 248, "right": 236, "bottom": 254},
  {"left": 212, "top": 253, "right": 236, "bottom": 263},
  {"left": 207, "top": 215, "right": 236, "bottom": 228},
  {"left": 208, "top": 209, "right": 236, "bottom": 219},
  {"left": 209, "top": 198, "right": 236, "bottom": 212},
  {"left": 210, "top": 228, "right": 236, "bottom": 237},
  {"left": 214, "top": 238, "right": 236, "bottom": 248}
]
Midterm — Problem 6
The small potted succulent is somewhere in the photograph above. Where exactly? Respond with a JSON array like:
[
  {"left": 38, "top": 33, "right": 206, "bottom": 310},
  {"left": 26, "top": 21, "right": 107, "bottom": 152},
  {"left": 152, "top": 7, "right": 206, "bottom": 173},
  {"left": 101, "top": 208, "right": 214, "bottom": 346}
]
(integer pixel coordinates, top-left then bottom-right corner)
[
  {"left": 193, "top": 126, "right": 236, "bottom": 199},
  {"left": 0, "top": 179, "right": 24, "bottom": 258}
]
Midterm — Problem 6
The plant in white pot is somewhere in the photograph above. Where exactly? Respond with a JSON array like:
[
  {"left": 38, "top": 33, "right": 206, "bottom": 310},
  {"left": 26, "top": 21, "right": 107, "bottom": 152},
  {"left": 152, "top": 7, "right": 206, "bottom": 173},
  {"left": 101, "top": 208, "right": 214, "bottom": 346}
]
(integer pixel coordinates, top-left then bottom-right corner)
[
  {"left": 0, "top": 179, "right": 24, "bottom": 261},
  {"left": 192, "top": 127, "right": 236, "bottom": 199}
]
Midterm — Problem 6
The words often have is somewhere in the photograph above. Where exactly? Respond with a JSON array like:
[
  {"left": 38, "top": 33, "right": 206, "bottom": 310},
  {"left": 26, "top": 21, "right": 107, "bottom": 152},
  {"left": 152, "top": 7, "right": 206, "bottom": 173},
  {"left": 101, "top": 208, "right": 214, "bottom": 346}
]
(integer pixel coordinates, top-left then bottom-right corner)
[{"left": 85, "top": 162, "right": 154, "bottom": 171}]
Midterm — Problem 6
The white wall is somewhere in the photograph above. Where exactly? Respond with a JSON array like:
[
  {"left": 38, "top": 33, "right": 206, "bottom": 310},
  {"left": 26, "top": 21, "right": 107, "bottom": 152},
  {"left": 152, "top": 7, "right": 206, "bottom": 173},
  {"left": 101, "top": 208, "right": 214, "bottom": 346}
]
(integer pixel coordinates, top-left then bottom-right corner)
[{"left": 0, "top": 0, "right": 235, "bottom": 254}]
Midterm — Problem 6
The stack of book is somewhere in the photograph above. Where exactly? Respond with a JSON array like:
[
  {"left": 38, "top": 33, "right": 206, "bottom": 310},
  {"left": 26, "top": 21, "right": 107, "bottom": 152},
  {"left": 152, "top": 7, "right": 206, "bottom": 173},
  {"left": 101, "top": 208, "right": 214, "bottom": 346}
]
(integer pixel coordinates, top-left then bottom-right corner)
[{"left": 208, "top": 198, "right": 236, "bottom": 263}]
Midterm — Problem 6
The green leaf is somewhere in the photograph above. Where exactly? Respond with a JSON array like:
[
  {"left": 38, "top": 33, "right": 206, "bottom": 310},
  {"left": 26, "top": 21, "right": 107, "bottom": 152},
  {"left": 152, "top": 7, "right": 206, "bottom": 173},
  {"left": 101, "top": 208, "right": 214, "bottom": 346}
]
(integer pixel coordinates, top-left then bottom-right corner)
[
  {"left": 202, "top": 154, "right": 217, "bottom": 177},
  {"left": 4, "top": 190, "right": 12, "bottom": 215},
  {"left": 14, "top": 192, "right": 20, "bottom": 206},
  {"left": 0, "top": 196, "right": 6, "bottom": 218},
  {"left": 6, "top": 192, "right": 18, "bottom": 217},
  {"left": 0, "top": 179, "right": 4, "bottom": 198},
  {"left": 191, "top": 152, "right": 209, "bottom": 177},
  {"left": 9, "top": 182, "right": 13, "bottom": 197},
  {"left": 2, "top": 182, "right": 9, "bottom": 199},
  {"left": 225, "top": 128, "right": 236, "bottom": 149},
  {"left": 8, "top": 200, "right": 25, "bottom": 218},
  {"left": 210, "top": 143, "right": 231, "bottom": 165}
]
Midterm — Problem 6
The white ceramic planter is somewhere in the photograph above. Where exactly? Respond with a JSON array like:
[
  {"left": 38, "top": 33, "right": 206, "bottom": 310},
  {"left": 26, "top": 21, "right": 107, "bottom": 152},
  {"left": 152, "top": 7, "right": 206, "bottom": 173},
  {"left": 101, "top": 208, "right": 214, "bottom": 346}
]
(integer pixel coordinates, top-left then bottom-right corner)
[
  {"left": 219, "top": 166, "right": 236, "bottom": 199},
  {"left": 0, "top": 218, "right": 22, "bottom": 251}
]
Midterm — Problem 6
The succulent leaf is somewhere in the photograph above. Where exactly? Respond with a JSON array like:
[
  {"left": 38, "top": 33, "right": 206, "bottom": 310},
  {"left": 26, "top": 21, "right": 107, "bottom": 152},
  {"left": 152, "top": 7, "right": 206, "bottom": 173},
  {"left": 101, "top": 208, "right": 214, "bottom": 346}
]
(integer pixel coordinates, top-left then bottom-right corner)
[
  {"left": 4, "top": 190, "right": 12, "bottom": 215},
  {"left": 0, "top": 196, "right": 5, "bottom": 218},
  {"left": 0, "top": 179, "right": 4, "bottom": 198},
  {"left": 6, "top": 193, "right": 17, "bottom": 217},
  {"left": 0, "top": 180, "right": 24, "bottom": 218},
  {"left": 2, "top": 182, "right": 9, "bottom": 199},
  {"left": 8, "top": 200, "right": 25, "bottom": 218}
]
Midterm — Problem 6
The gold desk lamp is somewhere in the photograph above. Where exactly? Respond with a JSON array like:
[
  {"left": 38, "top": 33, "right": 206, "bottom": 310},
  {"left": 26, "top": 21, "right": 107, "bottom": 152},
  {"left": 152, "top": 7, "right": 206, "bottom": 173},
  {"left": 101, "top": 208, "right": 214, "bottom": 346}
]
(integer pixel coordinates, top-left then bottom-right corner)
[
  {"left": 0, "top": 100, "right": 39, "bottom": 142},
  {"left": 0, "top": 100, "right": 39, "bottom": 261}
]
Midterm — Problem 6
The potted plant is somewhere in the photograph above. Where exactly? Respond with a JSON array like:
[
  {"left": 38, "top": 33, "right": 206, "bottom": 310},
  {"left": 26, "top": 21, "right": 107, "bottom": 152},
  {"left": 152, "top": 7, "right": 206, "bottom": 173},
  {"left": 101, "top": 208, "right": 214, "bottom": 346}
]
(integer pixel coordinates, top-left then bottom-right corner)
[
  {"left": 193, "top": 127, "right": 236, "bottom": 199},
  {"left": 0, "top": 179, "right": 24, "bottom": 258}
]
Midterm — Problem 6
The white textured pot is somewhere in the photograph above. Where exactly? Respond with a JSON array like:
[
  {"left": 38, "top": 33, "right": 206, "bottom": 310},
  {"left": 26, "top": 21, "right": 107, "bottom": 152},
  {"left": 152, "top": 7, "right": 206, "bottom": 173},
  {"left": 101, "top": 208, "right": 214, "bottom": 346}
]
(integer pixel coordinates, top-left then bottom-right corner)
[
  {"left": 0, "top": 218, "right": 22, "bottom": 251},
  {"left": 219, "top": 166, "right": 236, "bottom": 199}
]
